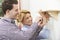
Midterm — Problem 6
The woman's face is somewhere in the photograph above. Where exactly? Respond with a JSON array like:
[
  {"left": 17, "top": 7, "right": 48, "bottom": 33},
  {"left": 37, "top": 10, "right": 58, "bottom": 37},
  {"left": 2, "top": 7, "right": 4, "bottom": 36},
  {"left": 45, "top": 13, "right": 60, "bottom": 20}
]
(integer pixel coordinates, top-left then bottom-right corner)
[{"left": 22, "top": 13, "right": 32, "bottom": 26}]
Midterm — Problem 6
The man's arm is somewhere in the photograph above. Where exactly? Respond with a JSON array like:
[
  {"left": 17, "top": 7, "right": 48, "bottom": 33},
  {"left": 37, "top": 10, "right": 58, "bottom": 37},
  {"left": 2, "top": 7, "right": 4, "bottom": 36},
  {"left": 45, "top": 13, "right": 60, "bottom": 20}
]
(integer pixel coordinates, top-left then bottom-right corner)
[{"left": 8, "top": 23, "right": 38, "bottom": 40}]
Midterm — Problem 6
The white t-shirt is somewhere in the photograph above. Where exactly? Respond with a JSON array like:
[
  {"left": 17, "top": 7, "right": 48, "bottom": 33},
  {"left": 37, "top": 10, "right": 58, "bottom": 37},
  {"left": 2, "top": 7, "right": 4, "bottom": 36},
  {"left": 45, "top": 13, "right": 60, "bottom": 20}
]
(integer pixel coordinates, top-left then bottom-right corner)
[
  {"left": 43, "top": 17, "right": 56, "bottom": 40},
  {"left": 54, "top": 13, "right": 60, "bottom": 40}
]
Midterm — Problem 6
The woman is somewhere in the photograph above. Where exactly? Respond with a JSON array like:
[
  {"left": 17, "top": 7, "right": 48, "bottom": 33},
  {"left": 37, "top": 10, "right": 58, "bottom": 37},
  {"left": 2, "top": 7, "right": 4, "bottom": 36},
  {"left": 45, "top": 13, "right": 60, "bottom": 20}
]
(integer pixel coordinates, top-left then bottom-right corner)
[
  {"left": 36, "top": 11, "right": 55, "bottom": 40},
  {"left": 18, "top": 10, "right": 33, "bottom": 31}
]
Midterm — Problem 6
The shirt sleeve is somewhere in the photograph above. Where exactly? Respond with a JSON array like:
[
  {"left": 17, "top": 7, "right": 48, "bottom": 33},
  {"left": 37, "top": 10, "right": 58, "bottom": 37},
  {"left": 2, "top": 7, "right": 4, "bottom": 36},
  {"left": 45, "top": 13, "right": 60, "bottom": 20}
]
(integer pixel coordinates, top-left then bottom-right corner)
[
  {"left": 5, "top": 23, "right": 39, "bottom": 40},
  {"left": 0, "top": 35, "right": 10, "bottom": 40}
]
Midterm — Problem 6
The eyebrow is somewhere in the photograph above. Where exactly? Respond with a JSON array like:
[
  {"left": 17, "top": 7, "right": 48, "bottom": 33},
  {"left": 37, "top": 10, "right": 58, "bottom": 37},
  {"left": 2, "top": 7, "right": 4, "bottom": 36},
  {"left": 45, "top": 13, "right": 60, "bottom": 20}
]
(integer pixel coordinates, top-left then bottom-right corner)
[{"left": 21, "top": 12, "right": 30, "bottom": 13}]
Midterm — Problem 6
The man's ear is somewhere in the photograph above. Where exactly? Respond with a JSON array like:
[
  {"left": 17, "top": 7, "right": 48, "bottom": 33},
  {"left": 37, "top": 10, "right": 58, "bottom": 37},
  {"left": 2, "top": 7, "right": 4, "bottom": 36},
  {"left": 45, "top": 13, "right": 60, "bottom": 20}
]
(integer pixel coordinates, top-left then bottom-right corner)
[{"left": 6, "top": 10, "right": 10, "bottom": 15}]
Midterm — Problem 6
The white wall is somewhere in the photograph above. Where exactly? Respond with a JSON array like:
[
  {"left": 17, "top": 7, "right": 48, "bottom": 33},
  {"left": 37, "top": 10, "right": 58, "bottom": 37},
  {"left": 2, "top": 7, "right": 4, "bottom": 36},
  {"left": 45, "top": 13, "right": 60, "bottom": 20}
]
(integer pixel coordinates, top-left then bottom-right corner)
[
  {"left": 54, "top": 13, "right": 60, "bottom": 40},
  {"left": 29, "top": 0, "right": 60, "bottom": 22},
  {"left": 21, "top": 0, "right": 30, "bottom": 10}
]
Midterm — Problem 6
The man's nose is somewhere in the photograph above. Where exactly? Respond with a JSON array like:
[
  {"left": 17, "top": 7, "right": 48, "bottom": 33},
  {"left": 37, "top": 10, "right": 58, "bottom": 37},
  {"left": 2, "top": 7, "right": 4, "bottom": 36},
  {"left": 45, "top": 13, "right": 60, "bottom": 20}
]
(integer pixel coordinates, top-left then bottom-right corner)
[{"left": 17, "top": 11, "right": 19, "bottom": 15}]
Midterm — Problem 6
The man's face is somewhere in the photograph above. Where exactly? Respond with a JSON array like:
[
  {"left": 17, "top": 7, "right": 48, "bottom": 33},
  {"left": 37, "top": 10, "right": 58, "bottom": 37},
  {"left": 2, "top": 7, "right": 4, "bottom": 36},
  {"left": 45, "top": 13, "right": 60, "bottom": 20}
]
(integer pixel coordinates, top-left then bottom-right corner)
[
  {"left": 9, "top": 4, "right": 19, "bottom": 19},
  {"left": 22, "top": 13, "right": 32, "bottom": 26}
]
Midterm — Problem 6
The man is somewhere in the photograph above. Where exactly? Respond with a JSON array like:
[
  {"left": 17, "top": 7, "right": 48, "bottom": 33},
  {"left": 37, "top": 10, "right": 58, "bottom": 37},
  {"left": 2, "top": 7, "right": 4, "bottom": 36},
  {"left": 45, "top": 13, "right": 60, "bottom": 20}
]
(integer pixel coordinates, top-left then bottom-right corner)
[{"left": 0, "top": 0, "right": 45, "bottom": 40}]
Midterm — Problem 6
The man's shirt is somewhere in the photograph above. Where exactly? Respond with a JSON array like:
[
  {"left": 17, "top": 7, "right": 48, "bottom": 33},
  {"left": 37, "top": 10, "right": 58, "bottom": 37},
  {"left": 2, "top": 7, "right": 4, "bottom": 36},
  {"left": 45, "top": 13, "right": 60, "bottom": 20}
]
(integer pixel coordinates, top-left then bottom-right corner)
[{"left": 0, "top": 17, "right": 39, "bottom": 40}]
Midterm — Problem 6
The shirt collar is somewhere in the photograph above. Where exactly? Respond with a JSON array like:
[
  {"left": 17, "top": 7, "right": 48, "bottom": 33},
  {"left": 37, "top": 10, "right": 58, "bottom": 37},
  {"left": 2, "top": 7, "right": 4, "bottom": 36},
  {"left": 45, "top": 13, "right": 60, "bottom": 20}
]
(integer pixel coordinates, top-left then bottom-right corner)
[
  {"left": 1, "top": 17, "right": 15, "bottom": 23},
  {"left": 23, "top": 24, "right": 31, "bottom": 28}
]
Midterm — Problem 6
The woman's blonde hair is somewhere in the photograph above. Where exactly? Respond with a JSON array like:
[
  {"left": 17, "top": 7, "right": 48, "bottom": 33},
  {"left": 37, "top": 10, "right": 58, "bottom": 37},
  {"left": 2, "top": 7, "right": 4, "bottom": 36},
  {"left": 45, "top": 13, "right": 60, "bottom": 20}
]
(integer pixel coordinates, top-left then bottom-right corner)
[
  {"left": 15, "top": 10, "right": 30, "bottom": 28},
  {"left": 16, "top": 10, "right": 30, "bottom": 23}
]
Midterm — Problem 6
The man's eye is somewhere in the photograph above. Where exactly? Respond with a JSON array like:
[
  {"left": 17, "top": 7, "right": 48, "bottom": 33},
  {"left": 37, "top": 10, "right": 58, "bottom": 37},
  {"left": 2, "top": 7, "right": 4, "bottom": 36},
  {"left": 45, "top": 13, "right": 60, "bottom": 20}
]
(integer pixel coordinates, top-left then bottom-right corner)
[{"left": 15, "top": 9, "right": 18, "bottom": 11}]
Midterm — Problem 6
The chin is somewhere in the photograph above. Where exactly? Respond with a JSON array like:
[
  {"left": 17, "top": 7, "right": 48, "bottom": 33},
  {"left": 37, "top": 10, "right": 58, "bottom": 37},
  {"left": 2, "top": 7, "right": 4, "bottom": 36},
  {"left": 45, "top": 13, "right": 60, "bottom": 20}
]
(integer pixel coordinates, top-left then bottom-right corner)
[
  {"left": 28, "top": 25, "right": 31, "bottom": 26},
  {"left": 28, "top": 23, "right": 32, "bottom": 26},
  {"left": 11, "top": 17, "right": 16, "bottom": 20}
]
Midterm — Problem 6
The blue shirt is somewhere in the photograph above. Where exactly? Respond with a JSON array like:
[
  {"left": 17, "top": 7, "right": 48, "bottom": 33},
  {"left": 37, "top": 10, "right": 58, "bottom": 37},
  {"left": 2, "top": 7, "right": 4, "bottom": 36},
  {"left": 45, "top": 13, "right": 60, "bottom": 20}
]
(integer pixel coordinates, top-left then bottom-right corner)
[{"left": 21, "top": 25, "right": 31, "bottom": 31}]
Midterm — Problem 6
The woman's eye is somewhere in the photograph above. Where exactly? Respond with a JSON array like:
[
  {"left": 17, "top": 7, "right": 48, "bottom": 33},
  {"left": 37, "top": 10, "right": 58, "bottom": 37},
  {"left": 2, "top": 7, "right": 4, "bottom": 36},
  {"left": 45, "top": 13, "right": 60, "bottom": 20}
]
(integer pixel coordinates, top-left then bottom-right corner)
[{"left": 26, "top": 17, "right": 29, "bottom": 19}]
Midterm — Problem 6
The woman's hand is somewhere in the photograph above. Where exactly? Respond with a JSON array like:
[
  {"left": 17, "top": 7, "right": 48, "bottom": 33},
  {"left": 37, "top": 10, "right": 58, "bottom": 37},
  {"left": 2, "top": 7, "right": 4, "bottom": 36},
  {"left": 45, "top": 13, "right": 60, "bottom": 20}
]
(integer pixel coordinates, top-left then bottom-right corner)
[
  {"left": 37, "top": 17, "right": 47, "bottom": 28},
  {"left": 17, "top": 22, "right": 23, "bottom": 29}
]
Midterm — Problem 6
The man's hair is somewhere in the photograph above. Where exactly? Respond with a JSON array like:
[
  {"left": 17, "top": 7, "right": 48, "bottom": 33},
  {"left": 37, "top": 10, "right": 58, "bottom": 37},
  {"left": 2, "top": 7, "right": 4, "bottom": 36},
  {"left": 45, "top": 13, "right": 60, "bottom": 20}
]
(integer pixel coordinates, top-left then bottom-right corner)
[{"left": 2, "top": 0, "right": 18, "bottom": 14}]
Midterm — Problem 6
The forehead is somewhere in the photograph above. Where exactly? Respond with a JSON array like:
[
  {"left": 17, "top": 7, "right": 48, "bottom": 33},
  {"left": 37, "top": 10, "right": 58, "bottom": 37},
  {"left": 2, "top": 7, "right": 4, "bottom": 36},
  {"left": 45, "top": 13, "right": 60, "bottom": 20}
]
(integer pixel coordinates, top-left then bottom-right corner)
[
  {"left": 24, "top": 13, "right": 31, "bottom": 18},
  {"left": 13, "top": 4, "right": 18, "bottom": 9},
  {"left": 25, "top": 13, "right": 31, "bottom": 16}
]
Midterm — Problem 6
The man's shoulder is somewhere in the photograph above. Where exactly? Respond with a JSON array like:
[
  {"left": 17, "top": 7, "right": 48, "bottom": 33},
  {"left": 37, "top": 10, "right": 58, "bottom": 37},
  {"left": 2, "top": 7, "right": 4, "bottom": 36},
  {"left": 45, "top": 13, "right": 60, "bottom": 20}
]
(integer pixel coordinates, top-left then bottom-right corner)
[
  {"left": 0, "top": 19, "right": 9, "bottom": 25},
  {"left": 0, "top": 19, "right": 5, "bottom": 24},
  {"left": 0, "top": 19, "right": 18, "bottom": 30},
  {"left": 0, "top": 19, "right": 13, "bottom": 25}
]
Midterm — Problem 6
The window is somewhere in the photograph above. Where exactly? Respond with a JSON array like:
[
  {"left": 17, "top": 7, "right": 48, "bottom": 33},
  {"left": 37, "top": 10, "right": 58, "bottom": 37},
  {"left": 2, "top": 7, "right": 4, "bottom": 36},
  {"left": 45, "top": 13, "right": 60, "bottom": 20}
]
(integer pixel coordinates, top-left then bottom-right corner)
[{"left": 0, "top": 0, "right": 4, "bottom": 16}]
